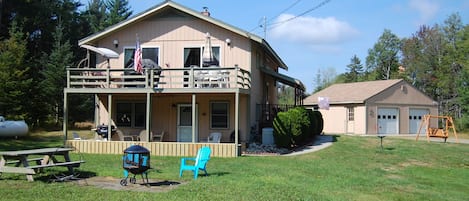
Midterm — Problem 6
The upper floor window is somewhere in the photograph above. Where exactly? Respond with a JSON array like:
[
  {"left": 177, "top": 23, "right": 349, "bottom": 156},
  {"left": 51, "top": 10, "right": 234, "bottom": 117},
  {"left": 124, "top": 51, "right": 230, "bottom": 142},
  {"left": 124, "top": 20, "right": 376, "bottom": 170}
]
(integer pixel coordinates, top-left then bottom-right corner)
[
  {"left": 184, "top": 47, "right": 220, "bottom": 67},
  {"left": 124, "top": 47, "right": 159, "bottom": 68}
]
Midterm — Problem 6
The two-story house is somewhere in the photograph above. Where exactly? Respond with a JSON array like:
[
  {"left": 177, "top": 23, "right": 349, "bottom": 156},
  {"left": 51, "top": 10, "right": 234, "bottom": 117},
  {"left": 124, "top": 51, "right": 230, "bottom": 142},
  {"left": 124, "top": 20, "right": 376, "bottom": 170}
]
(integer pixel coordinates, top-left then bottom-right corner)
[{"left": 64, "top": 1, "right": 304, "bottom": 157}]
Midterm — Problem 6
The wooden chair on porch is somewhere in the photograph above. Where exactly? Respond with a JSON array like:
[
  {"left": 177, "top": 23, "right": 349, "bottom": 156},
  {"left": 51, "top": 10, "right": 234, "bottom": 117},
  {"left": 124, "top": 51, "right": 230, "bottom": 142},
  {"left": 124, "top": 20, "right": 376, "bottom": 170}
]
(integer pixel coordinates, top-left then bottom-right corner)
[
  {"left": 138, "top": 130, "right": 148, "bottom": 141},
  {"left": 152, "top": 131, "right": 165, "bottom": 142}
]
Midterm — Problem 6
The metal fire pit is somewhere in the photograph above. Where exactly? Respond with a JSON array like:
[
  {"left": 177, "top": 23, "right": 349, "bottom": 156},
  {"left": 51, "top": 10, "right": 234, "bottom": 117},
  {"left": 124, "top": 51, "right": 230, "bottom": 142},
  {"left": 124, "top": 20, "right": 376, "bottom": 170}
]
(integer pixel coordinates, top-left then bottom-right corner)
[{"left": 120, "top": 145, "right": 151, "bottom": 186}]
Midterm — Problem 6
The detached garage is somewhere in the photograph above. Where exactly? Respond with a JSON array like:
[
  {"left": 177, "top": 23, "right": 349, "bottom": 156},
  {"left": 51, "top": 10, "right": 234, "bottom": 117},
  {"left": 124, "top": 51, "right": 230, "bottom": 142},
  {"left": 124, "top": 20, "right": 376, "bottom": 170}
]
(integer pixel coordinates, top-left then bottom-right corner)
[{"left": 304, "top": 79, "right": 438, "bottom": 135}]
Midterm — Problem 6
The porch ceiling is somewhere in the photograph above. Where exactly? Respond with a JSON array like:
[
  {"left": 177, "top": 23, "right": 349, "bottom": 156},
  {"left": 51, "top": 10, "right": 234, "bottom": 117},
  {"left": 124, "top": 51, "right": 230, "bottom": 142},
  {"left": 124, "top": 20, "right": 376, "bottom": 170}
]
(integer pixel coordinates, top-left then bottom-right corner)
[{"left": 260, "top": 67, "right": 305, "bottom": 91}]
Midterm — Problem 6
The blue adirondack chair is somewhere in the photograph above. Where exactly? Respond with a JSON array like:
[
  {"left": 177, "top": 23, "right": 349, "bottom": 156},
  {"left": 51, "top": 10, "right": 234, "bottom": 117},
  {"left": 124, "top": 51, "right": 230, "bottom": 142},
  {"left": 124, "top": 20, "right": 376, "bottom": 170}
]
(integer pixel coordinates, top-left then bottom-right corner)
[{"left": 179, "top": 146, "right": 211, "bottom": 179}]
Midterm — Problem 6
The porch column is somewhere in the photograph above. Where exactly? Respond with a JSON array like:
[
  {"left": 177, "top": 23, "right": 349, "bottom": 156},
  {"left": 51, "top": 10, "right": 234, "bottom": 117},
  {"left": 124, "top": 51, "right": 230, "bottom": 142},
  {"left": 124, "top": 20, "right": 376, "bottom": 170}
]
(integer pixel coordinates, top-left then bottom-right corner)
[
  {"left": 94, "top": 94, "right": 99, "bottom": 127},
  {"left": 235, "top": 91, "right": 239, "bottom": 154},
  {"left": 145, "top": 92, "right": 152, "bottom": 142},
  {"left": 192, "top": 93, "right": 196, "bottom": 143},
  {"left": 63, "top": 91, "right": 68, "bottom": 144},
  {"left": 107, "top": 94, "right": 112, "bottom": 141}
]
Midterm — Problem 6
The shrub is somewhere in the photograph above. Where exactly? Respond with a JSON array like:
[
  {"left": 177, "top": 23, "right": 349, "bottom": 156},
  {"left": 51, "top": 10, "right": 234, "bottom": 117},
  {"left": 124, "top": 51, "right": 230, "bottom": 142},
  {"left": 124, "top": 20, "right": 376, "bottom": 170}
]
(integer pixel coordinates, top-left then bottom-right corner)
[
  {"left": 272, "top": 112, "right": 292, "bottom": 148},
  {"left": 289, "top": 107, "right": 311, "bottom": 144},
  {"left": 273, "top": 107, "right": 323, "bottom": 149},
  {"left": 312, "top": 110, "right": 324, "bottom": 135}
]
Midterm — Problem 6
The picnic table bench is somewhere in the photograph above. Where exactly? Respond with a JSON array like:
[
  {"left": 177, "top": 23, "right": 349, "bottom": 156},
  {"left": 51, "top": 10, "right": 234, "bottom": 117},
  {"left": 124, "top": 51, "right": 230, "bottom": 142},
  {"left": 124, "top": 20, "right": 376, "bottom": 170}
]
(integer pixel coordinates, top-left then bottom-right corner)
[{"left": 0, "top": 147, "right": 85, "bottom": 181}]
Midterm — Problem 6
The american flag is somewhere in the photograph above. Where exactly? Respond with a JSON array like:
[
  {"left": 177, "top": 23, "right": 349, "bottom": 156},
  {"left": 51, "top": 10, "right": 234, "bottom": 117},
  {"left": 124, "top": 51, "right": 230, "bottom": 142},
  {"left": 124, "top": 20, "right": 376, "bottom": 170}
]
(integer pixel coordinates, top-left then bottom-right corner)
[{"left": 134, "top": 38, "right": 143, "bottom": 74}]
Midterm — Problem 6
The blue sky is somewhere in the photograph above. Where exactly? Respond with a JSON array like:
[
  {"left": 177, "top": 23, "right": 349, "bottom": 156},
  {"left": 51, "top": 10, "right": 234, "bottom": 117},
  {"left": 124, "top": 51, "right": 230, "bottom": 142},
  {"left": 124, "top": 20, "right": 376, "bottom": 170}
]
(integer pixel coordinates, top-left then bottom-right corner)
[{"left": 79, "top": 0, "right": 469, "bottom": 93}]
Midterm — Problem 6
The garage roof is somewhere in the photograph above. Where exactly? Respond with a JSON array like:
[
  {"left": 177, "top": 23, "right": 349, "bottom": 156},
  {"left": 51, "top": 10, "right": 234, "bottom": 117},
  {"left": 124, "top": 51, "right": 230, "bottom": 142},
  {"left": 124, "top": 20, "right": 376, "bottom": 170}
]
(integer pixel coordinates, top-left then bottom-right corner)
[{"left": 304, "top": 79, "right": 404, "bottom": 105}]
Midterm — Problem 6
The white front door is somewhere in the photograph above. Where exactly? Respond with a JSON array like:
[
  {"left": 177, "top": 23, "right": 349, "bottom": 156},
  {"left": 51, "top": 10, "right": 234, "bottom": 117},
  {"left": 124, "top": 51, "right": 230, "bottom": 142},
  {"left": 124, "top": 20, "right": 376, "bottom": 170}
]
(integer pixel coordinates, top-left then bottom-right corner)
[{"left": 177, "top": 104, "right": 198, "bottom": 142}]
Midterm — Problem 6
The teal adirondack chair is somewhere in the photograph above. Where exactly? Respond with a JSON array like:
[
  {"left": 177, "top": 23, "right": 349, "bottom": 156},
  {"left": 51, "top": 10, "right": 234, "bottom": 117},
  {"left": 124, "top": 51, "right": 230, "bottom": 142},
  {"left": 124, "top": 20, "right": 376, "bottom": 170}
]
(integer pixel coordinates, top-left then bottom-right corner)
[{"left": 179, "top": 146, "right": 211, "bottom": 179}]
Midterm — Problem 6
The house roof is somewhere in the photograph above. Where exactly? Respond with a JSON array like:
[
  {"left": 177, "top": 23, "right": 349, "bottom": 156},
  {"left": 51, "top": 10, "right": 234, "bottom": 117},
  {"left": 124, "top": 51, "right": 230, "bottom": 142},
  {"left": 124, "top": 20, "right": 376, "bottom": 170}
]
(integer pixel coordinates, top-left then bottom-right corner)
[
  {"left": 260, "top": 67, "right": 305, "bottom": 91},
  {"left": 78, "top": 0, "right": 289, "bottom": 70},
  {"left": 303, "top": 79, "right": 405, "bottom": 105}
]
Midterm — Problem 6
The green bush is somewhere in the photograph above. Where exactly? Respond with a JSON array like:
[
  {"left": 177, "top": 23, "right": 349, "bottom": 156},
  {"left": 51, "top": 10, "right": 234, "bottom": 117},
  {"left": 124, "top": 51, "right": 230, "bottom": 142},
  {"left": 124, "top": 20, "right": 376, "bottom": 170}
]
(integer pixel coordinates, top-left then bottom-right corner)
[
  {"left": 313, "top": 110, "right": 324, "bottom": 135},
  {"left": 273, "top": 107, "right": 324, "bottom": 149},
  {"left": 272, "top": 112, "right": 292, "bottom": 148},
  {"left": 289, "top": 107, "right": 311, "bottom": 144}
]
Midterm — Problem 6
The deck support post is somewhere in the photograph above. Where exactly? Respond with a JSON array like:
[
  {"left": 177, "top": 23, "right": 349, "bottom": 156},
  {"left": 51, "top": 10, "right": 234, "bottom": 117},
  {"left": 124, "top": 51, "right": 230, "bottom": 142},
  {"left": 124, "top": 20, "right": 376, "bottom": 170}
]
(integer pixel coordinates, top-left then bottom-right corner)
[
  {"left": 192, "top": 93, "right": 196, "bottom": 143},
  {"left": 107, "top": 94, "right": 112, "bottom": 141}
]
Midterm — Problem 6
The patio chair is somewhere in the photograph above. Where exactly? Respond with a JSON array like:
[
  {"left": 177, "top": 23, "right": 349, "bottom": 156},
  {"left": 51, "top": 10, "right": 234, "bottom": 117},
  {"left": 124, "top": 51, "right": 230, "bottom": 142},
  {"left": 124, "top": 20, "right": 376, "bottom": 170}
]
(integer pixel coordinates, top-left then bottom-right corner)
[
  {"left": 152, "top": 131, "right": 165, "bottom": 142},
  {"left": 207, "top": 132, "right": 221, "bottom": 143},
  {"left": 138, "top": 130, "right": 149, "bottom": 141},
  {"left": 208, "top": 70, "right": 223, "bottom": 88},
  {"left": 179, "top": 146, "right": 211, "bottom": 179},
  {"left": 117, "top": 129, "right": 133, "bottom": 141}
]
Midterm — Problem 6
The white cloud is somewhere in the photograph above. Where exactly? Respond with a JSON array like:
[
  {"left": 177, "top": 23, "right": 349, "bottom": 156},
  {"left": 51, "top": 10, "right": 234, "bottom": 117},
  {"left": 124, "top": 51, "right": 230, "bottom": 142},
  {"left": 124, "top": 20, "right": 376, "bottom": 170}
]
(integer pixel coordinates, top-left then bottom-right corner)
[
  {"left": 409, "top": 0, "right": 439, "bottom": 23},
  {"left": 269, "top": 14, "right": 359, "bottom": 46}
]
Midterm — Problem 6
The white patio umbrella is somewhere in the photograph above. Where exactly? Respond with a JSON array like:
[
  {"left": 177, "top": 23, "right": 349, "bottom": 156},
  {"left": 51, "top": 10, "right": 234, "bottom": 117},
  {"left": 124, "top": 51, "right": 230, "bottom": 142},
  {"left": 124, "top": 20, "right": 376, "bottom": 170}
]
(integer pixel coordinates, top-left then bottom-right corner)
[{"left": 202, "top": 32, "right": 216, "bottom": 67}]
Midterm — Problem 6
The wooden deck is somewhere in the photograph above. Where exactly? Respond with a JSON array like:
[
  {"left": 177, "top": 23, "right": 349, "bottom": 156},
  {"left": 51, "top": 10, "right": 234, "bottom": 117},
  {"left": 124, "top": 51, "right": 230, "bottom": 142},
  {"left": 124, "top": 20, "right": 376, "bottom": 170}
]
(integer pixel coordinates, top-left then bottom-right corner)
[
  {"left": 66, "top": 140, "right": 239, "bottom": 157},
  {"left": 66, "top": 66, "right": 251, "bottom": 92}
]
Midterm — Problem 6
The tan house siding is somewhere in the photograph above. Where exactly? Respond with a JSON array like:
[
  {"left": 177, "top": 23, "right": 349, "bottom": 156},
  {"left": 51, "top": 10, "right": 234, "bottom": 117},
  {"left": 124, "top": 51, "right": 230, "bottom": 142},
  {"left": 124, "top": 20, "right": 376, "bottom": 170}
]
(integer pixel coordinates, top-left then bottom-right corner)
[
  {"left": 94, "top": 17, "right": 252, "bottom": 72},
  {"left": 354, "top": 106, "right": 367, "bottom": 134},
  {"left": 320, "top": 106, "right": 347, "bottom": 134}
]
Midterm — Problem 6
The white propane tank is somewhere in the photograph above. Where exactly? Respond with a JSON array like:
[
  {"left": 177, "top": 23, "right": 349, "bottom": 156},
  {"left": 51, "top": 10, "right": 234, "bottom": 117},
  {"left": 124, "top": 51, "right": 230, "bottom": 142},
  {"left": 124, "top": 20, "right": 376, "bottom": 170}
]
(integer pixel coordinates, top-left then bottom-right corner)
[{"left": 0, "top": 116, "right": 29, "bottom": 137}]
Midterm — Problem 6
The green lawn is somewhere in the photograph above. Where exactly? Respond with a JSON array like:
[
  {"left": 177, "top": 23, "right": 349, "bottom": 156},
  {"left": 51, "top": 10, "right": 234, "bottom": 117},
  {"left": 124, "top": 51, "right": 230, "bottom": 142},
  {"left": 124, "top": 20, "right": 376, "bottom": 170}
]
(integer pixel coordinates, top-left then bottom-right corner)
[{"left": 0, "top": 132, "right": 468, "bottom": 201}]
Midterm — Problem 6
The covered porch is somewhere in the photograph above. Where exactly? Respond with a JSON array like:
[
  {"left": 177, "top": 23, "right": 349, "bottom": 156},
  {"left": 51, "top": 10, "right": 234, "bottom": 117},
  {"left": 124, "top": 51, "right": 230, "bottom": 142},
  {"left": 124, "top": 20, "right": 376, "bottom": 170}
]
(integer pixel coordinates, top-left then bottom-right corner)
[{"left": 63, "top": 66, "right": 250, "bottom": 157}]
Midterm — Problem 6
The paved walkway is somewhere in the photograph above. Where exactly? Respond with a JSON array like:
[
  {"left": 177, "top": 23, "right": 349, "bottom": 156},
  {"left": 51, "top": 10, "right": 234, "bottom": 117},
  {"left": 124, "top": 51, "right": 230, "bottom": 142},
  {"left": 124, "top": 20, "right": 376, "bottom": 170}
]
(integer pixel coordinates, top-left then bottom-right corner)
[{"left": 283, "top": 135, "right": 334, "bottom": 156}]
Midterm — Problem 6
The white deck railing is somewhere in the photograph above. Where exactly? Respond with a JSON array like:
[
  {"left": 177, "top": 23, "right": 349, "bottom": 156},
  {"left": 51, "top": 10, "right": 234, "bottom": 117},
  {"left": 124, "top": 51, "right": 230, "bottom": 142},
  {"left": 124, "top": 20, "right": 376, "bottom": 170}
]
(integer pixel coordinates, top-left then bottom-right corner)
[{"left": 66, "top": 67, "right": 251, "bottom": 90}]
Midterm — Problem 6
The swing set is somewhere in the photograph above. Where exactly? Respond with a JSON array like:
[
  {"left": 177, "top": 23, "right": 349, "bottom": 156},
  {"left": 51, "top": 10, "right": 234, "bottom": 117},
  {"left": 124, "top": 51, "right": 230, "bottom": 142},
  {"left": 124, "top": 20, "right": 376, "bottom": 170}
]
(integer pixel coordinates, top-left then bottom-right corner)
[{"left": 415, "top": 115, "right": 459, "bottom": 143}]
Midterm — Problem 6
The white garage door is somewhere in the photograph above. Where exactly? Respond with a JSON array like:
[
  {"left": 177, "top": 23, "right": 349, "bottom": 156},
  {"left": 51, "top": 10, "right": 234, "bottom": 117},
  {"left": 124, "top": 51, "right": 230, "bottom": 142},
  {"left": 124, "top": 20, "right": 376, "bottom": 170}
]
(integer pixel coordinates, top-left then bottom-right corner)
[
  {"left": 378, "top": 108, "right": 398, "bottom": 134},
  {"left": 409, "top": 109, "right": 429, "bottom": 134}
]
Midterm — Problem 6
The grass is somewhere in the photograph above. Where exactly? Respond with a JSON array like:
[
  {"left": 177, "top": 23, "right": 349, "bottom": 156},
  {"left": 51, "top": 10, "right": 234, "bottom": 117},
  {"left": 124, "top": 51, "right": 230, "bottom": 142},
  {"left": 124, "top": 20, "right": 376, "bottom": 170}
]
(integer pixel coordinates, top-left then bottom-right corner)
[{"left": 1, "top": 132, "right": 468, "bottom": 201}]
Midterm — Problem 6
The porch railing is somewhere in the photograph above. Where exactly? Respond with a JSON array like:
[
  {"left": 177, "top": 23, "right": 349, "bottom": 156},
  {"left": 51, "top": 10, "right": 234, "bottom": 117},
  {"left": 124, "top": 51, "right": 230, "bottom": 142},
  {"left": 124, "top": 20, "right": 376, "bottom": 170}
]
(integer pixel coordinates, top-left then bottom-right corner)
[
  {"left": 66, "top": 140, "right": 238, "bottom": 157},
  {"left": 66, "top": 66, "right": 251, "bottom": 90}
]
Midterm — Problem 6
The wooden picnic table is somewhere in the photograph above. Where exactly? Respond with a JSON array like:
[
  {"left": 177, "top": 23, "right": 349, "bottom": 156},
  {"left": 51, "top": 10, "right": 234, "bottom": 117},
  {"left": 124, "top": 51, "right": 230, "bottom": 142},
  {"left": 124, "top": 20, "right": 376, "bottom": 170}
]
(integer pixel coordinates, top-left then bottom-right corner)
[{"left": 0, "top": 147, "right": 85, "bottom": 181}]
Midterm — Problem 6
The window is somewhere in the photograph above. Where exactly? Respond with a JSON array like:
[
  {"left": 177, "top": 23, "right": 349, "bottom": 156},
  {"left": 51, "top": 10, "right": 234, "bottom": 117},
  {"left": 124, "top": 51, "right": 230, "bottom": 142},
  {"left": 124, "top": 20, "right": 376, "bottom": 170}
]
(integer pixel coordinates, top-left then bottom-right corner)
[
  {"left": 347, "top": 107, "right": 354, "bottom": 121},
  {"left": 116, "top": 102, "right": 146, "bottom": 127},
  {"left": 184, "top": 47, "right": 220, "bottom": 67},
  {"left": 210, "top": 102, "right": 229, "bottom": 128},
  {"left": 124, "top": 47, "right": 159, "bottom": 68}
]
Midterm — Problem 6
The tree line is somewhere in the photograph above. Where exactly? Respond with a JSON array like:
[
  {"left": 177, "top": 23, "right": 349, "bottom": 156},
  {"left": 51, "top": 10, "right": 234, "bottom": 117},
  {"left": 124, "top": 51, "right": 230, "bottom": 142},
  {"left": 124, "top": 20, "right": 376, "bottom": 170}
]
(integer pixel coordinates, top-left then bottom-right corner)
[
  {"left": 314, "top": 13, "right": 469, "bottom": 130},
  {"left": 0, "top": 0, "right": 131, "bottom": 129}
]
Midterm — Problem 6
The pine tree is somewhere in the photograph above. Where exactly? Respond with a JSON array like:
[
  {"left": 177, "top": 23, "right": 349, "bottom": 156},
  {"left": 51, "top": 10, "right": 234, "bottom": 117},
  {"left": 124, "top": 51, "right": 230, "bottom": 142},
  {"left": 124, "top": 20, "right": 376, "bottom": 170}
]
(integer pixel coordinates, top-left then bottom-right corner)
[
  {"left": 345, "top": 55, "right": 364, "bottom": 82},
  {"left": 0, "top": 21, "right": 32, "bottom": 120},
  {"left": 85, "top": 0, "right": 108, "bottom": 33},
  {"left": 105, "top": 0, "right": 132, "bottom": 27},
  {"left": 40, "top": 22, "right": 73, "bottom": 124}
]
